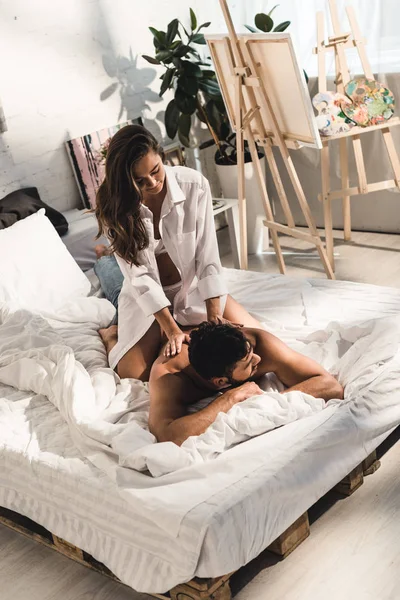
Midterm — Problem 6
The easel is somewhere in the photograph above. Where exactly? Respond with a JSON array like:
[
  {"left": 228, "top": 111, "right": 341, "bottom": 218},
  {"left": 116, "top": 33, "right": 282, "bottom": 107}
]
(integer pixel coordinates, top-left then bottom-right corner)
[
  {"left": 213, "top": 0, "right": 335, "bottom": 279},
  {"left": 315, "top": 0, "right": 400, "bottom": 270}
]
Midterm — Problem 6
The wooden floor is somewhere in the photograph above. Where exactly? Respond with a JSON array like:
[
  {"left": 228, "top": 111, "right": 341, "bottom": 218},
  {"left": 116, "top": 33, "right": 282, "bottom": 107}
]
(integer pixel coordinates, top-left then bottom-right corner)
[
  {"left": 2, "top": 228, "right": 400, "bottom": 600},
  {"left": 219, "top": 227, "right": 400, "bottom": 286}
]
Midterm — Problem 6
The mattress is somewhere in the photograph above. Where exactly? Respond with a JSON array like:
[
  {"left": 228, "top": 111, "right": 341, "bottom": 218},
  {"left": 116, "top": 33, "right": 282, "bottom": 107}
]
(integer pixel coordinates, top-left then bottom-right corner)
[{"left": 1, "top": 268, "right": 400, "bottom": 593}]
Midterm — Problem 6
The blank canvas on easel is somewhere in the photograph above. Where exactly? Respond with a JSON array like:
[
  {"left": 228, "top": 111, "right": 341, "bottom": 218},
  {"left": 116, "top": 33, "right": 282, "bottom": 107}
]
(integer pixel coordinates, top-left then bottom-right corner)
[
  {"left": 207, "top": 24, "right": 334, "bottom": 279},
  {"left": 207, "top": 33, "right": 322, "bottom": 149}
]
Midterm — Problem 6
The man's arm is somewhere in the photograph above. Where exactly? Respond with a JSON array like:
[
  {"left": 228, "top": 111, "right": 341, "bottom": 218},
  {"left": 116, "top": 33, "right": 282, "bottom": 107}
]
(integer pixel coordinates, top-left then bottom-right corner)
[
  {"left": 255, "top": 330, "right": 344, "bottom": 401},
  {"left": 148, "top": 364, "right": 263, "bottom": 446}
]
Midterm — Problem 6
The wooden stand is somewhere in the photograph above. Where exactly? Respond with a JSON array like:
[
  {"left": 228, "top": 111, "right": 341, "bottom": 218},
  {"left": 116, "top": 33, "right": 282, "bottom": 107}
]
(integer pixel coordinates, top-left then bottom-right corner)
[
  {"left": 333, "top": 450, "right": 381, "bottom": 496},
  {"left": 315, "top": 0, "right": 400, "bottom": 270},
  {"left": 212, "top": 0, "right": 335, "bottom": 279},
  {"left": 267, "top": 512, "right": 310, "bottom": 558}
]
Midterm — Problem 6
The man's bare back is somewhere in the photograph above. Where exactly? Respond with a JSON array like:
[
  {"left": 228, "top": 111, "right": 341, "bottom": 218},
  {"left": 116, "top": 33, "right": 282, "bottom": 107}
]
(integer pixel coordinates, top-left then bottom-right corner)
[{"left": 149, "top": 326, "right": 344, "bottom": 446}]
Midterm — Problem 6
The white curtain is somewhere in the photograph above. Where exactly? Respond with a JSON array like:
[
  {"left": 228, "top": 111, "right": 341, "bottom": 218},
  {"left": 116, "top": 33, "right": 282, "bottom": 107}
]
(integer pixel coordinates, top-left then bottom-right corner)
[{"left": 198, "top": 0, "right": 400, "bottom": 77}]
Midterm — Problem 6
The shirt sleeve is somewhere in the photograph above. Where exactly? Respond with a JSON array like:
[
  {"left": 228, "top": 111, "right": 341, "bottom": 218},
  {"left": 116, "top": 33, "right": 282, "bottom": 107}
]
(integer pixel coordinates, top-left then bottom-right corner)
[
  {"left": 115, "top": 250, "right": 170, "bottom": 318},
  {"left": 195, "top": 178, "right": 229, "bottom": 301}
]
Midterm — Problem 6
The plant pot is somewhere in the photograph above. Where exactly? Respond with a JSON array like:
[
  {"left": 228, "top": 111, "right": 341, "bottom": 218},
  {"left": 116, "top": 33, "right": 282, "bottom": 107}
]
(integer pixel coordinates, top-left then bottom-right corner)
[{"left": 215, "top": 156, "right": 269, "bottom": 255}]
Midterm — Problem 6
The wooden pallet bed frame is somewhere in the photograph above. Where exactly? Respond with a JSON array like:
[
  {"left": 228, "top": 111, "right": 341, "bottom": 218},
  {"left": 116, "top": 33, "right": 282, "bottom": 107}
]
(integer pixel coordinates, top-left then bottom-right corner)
[{"left": 0, "top": 451, "right": 381, "bottom": 600}]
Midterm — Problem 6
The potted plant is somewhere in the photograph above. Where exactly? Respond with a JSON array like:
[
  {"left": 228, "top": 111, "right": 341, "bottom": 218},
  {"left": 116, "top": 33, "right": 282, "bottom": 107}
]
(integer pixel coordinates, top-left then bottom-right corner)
[
  {"left": 143, "top": 10, "right": 226, "bottom": 148},
  {"left": 143, "top": 7, "right": 297, "bottom": 253}
]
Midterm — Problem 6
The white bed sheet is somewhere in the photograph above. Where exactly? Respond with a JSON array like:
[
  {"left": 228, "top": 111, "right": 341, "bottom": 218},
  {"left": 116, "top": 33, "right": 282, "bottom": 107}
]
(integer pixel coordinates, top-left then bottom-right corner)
[{"left": 1, "top": 268, "right": 400, "bottom": 593}]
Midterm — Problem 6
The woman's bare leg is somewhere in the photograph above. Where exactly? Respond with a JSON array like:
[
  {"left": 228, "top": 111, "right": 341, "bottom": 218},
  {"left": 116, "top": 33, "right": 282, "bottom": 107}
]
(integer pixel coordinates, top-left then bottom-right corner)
[
  {"left": 223, "top": 294, "right": 263, "bottom": 328},
  {"left": 99, "top": 325, "right": 118, "bottom": 354}
]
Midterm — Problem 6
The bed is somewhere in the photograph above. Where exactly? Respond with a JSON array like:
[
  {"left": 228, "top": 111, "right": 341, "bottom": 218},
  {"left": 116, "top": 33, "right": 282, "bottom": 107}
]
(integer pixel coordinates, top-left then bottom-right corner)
[{"left": 1, "top": 211, "right": 400, "bottom": 596}]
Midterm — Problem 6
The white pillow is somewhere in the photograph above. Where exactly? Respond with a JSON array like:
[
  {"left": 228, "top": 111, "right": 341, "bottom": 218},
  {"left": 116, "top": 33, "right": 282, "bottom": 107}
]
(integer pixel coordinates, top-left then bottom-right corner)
[{"left": 0, "top": 209, "right": 91, "bottom": 312}]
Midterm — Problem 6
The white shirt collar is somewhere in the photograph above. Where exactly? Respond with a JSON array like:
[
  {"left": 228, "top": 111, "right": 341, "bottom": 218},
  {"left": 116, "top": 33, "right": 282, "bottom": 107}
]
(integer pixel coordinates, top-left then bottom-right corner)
[
  {"left": 164, "top": 165, "right": 186, "bottom": 204},
  {"left": 140, "top": 166, "right": 185, "bottom": 220}
]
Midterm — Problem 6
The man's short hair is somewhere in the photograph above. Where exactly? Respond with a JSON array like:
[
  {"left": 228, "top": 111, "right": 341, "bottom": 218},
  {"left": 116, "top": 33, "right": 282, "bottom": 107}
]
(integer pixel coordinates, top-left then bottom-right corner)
[{"left": 188, "top": 322, "right": 248, "bottom": 380}]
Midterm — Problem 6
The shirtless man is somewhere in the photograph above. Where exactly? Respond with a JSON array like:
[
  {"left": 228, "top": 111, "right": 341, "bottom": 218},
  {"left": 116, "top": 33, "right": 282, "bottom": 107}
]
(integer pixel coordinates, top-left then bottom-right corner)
[{"left": 149, "top": 322, "right": 344, "bottom": 446}]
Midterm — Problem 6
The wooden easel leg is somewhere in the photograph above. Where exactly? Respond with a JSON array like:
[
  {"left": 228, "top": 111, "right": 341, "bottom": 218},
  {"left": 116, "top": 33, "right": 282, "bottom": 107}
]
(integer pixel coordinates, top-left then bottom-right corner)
[
  {"left": 352, "top": 135, "right": 368, "bottom": 194},
  {"left": 321, "top": 145, "right": 335, "bottom": 270},
  {"left": 247, "top": 134, "right": 286, "bottom": 274},
  {"left": 382, "top": 127, "right": 400, "bottom": 188},
  {"left": 268, "top": 512, "right": 310, "bottom": 558},
  {"left": 234, "top": 76, "right": 248, "bottom": 270},
  {"left": 263, "top": 140, "right": 295, "bottom": 228},
  {"left": 339, "top": 138, "right": 351, "bottom": 240},
  {"left": 283, "top": 153, "right": 335, "bottom": 279}
]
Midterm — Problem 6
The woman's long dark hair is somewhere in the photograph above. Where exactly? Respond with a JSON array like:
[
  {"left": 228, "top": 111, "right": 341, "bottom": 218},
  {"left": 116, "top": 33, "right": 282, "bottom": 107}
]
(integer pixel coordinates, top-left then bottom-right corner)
[{"left": 95, "top": 124, "right": 164, "bottom": 265}]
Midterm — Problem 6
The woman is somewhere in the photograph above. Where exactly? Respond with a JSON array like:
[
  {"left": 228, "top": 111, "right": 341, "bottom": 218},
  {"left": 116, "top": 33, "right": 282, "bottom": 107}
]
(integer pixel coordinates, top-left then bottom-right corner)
[{"left": 95, "top": 124, "right": 260, "bottom": 381}]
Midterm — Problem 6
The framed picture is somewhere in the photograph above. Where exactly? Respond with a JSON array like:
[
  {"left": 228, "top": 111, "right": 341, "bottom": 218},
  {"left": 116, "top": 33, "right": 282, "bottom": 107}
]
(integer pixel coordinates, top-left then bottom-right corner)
[
  {"left": 66, "top": 117, "right": 143, "bottom": 209},
  {"left": 163, "top": 142, "right": 185, "bottom": 167}
]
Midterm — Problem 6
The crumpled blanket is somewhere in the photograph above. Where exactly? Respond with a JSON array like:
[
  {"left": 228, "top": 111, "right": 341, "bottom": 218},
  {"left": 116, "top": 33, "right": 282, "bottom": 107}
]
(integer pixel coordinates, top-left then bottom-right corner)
[{"left": 1, "top": 296, "right": 399, "bottom": 538}]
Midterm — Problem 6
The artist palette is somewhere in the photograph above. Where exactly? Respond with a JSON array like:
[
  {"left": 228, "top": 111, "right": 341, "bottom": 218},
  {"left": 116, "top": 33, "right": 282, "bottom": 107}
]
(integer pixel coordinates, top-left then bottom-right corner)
[
  {"left": 312, "top": 91, "right": 355, "bottom": 136},
  {"left": 341, "top": 77, "right": 395, "bottom": 127}
]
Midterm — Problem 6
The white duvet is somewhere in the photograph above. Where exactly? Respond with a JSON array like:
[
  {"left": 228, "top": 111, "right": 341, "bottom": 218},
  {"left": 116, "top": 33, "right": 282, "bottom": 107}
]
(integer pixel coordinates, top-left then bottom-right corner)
[{"left": 1, "top": 291, "right": 400, "bottom": 543}]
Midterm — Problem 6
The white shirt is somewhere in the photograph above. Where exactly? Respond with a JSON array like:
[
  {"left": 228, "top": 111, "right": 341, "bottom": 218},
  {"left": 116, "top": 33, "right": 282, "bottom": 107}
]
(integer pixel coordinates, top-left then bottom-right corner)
[{"left": 109, "top": 165, "right": 228, "bottom": 370}]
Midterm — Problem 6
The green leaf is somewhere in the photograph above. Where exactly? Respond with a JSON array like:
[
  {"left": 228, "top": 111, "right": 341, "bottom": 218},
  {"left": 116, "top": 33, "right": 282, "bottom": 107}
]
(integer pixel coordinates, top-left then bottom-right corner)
[
  {"left": 273, "top": 20, "right": 290, "bottom": 32},
  {"left": 197, "top": 22, "right": 211, "bottom": 31},
  {"left": 170, "top": 40, "right": 181, "bottom": 50},
  {"left": 194, "top": 59, "right": 211, "bottom": 66},
  {"left": 199, "top": 78, "right": 221, "bottom": 97},
  {"left": 254, "top": 13, "right": 274, "bottom": 32},
  {"left": 178, "top": 75, "right": 199, "bottom": 95},
  {"left": 213, "top": 97, "right": 227, "bottom": 114},
  {"left": 199, "top": 138, "right": 216, "bottom": 150},
  {"left": 181, "top": 60, "right": 202, "bottom": 78},
  {"left": 175, "top": 88, "right": 198, "bottom": 115},
  {"left": 178, "top": 129, "right": 191, "bottom": 148},
  {"left": 179, "top": 112, "right": 192, "bottom": 139},
  {"left": 156, "top": 50, "right": 174, "bottom": 63},
  {"left": 149, "top": 27, "right": 166, "bottom": 46},
  {"left": 165, "top": 99, "right": 180, "bottom": 139},
  {"left": 174, "top": 44, "right": 192, "bottom": 58},
  {"left": 172, "top": 57, "right": 183, "bottom": 69},
  {"left": 142, "top": 54, "right": 161, "bottom": 65},
  {"left": 205, "top": 99, "right": 222, "bottom": 133},
  {"left": 166, "top": 19, "right": 179, "bottom": 45},
  {"left": 179, "top": 21, "right": 190, "bottom": 39},
  {"left": 268, "top": 4, "right": 279, "bottom": 17},
  {"left": 190, "top": 8, "right": 197, "bottom": 31},
  {"left": 159, "top": 68, "right": 176, "bottom": 96},
  {"left": 244, "top": 24, "right": 258, "bottom": 33},
  {"left": 220, "top": 121, "right": 231, "bottom": 141},
  {"left": 192, "top": 33, "right": 206, "bottom": 44},
  {"left": 201, "top": 70, "right": 217, "bottom": 79},
  {"left": 196, "top": 109, "right": 207, "bottom": 123},
  {"left": 303, "top": 69, "right": 309, "bottom": 84},
  {"left": 186, "top": 48, "right": 202, "bottom": 60}
]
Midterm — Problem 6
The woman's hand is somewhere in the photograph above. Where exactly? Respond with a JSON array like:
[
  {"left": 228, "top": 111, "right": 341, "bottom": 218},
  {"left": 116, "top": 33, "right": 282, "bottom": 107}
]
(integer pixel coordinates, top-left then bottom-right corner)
[
  {"left": 205, "top": 298, "right": 243, "bottom": 328},
  {"left": 164, "top": 330, "right": 190, "bottom": 357},
  {"left": 208, "top": 314, "right": 243, "bottom": 327}
]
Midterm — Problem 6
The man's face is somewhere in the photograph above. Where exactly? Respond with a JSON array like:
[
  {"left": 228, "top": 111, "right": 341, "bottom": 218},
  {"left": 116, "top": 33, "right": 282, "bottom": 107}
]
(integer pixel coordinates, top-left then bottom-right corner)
[{"left": 214, "top": 341, "right": 261, "bottom": 389}]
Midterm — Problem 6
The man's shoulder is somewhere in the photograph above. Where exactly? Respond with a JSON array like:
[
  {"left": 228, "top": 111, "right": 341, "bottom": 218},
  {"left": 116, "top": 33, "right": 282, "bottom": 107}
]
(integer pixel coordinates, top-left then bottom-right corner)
[{"left": 150, "top": 346, "right": 190, "bottom": 380}]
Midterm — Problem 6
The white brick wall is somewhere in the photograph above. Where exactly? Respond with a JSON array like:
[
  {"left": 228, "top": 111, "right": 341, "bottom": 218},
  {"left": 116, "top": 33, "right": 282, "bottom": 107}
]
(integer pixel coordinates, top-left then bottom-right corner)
[
  {"left": 0, "top": 0, "right": 237, "bottom": 211},
  {"left": 1, "top": 1, "right": 393, "bottom": 212}
]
